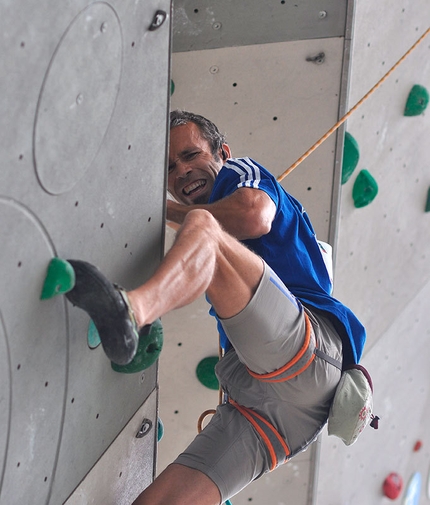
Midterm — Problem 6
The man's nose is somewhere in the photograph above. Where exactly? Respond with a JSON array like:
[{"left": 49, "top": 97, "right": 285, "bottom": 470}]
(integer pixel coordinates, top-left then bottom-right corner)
[{"left": 175, "top": 160, "right": 192, "bottom": 178}]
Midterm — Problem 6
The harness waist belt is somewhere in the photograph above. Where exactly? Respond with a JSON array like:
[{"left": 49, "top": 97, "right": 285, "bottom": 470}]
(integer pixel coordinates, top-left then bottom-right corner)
[{"left": 246, "top": 312, "right": 342, "bottom": 383}]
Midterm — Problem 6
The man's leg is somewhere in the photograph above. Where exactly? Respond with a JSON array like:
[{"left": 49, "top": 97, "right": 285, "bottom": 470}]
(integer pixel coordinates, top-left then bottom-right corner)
[
  {"left": 132, "top": 464, "right": 221, "bottom": 505},
  {"left": 127, "top": 208, "right": 264, "bottom": 328},
  {"left": 126, "top": 210, "right": 264, "bottom": 504}
]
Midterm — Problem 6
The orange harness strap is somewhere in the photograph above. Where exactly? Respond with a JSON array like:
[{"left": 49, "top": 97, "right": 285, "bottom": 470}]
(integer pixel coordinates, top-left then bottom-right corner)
[
  {"left": 229, "top": 399, "right": 291, "bottom": 471},
  {"left": 246, "top": 312, "right": 316, "bottom": 383}
]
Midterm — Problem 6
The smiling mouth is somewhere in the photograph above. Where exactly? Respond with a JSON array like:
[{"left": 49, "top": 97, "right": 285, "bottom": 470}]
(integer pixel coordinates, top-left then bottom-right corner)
[{"left": 183, "top": 180, "right": 206, "bottom": 196}]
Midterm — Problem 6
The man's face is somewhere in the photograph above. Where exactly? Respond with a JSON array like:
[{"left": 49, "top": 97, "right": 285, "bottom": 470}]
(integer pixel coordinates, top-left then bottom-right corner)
[{"left": 168, "top": 122, "right": 225, "bottom": 205}]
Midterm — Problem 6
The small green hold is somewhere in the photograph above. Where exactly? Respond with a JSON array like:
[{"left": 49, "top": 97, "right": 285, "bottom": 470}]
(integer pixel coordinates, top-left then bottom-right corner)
[
  {"left": 157, "top": 418, "right": 164, "bottom": 442},
  {"left": 40, "top": 258, "right": 75, "bottom": 300},
  {"left": 170, "top": 79, "right": 175, "bottom": 96},
  {"left": 425, "top": 187, "right": 430, "bottom": 213},
  {"left": 196, "top": 356, "right": 219, "bottom": 390},
  {"left": 111, "top": 319, "right": 164, "bottom": 374},
  {"left": 352, "top": 169, "right": 378, "bottom": 208},
  {"left": 342, "top": 132, "right": 360, "bottom": 184},
  {"left": 404, "top": 85, "right": 429, "bottom": 116},
  {"left": 87, "top": 319, "right": 102, "bottom": 349}
]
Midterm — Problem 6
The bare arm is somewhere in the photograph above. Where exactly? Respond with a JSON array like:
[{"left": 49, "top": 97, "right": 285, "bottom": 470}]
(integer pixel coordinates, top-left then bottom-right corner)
[{"left": 166, "top": 187, "right": 276, "bottom": 240}]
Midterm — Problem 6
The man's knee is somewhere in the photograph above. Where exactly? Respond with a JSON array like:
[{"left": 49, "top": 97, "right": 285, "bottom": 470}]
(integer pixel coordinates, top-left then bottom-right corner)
[{"left": 182, "top": 209, "right": 222, "bottom": 236}]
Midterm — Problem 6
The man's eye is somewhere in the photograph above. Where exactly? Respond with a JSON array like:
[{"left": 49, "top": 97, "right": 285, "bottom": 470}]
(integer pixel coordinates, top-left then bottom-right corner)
[{"left": 185, "top": 152, "right": 198, "bottom": 160}]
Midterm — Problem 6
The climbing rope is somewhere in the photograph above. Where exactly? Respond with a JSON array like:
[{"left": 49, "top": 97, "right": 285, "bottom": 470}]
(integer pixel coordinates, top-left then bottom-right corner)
[{"left": 277, "top": 27, "right": 430, "bottom": 182}]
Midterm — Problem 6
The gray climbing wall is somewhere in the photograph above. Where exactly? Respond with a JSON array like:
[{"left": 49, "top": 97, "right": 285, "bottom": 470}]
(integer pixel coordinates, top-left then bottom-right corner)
[
  {"left": 0, "top": 1, "right": 170, "bottom": 504},
  {"left": 317, "top": 1, "right": 430, "bottom": 503}
]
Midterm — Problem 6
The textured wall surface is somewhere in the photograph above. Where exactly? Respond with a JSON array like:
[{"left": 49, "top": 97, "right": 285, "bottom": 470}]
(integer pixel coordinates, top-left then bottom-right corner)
[
  {"left": 0, "top": 1, "right": 170, "bottom": 503},
  {"left": 318, "top": 1, "right": 430, "bottom": 503}
]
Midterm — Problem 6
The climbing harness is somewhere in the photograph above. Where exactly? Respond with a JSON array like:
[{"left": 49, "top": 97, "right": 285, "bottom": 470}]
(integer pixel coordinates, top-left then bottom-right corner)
[
  {"left": 277, "top": 27, "right": 430, "bottom": 182},
  {"left": 198, "top": 313, "right": 342, "bottom": 469},
  {"left": 246, "top": 312, "right": 341, "bottom": 383}
]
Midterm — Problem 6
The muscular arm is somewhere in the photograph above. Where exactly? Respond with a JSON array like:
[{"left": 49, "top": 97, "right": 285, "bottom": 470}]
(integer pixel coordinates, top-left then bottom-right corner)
[{"left": 167, "top": 187, "right": 276, "bottom": 240}]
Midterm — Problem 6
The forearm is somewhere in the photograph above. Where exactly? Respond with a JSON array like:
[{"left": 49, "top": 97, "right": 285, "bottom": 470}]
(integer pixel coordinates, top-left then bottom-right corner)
[{"left": 166, "top": 189, "right": 276, "bottom": 240}]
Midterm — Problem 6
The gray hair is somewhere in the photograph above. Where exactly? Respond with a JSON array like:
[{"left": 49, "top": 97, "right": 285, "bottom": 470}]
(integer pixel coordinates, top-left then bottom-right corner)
[{"left": 170, "top": 110, "right": 227, "bottom": 158}]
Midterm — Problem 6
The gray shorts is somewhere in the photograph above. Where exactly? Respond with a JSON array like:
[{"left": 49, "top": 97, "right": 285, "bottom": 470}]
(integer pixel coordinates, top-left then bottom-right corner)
[{"left": 174, "top": 262, "right": 342, "bottom": 502}]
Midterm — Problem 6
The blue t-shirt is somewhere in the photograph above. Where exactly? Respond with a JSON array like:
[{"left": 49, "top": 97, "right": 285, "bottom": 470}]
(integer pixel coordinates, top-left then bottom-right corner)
[{"left": 208, "top": 157, "right": 366, "bottom": 365}]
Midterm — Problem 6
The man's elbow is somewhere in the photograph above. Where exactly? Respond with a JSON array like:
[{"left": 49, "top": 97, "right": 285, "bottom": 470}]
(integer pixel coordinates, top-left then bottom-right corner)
[{"left": 241, "top": 214, "right": 273, "bottom": 239}]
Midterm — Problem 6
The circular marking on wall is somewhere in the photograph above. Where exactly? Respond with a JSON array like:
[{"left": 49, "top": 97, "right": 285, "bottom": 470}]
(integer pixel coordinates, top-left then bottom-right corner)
[
  {"left": 0, "top": 198, "right": 68, "bottom": 502},
  {"left": 0, "top": 310, "right": 11, "bottom": 492},
  {"left": 34, "top": 2, "right": 123, "bottom": 194}
]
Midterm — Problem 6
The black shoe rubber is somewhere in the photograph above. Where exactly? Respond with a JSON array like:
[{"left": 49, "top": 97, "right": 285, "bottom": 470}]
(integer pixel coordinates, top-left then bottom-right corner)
[{"left": 65, "top": 260, "right": 138, "bottom": 365}]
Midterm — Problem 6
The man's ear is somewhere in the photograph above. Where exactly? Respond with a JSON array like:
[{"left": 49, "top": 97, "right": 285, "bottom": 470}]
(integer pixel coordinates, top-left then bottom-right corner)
[{"left": 221, "top": 144, "right": 231, "bottom": 161}]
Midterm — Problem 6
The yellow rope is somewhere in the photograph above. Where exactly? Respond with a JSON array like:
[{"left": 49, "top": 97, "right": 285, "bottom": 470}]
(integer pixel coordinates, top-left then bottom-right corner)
[{"left": 277, "top": 27, "right": 430, "bottom": 183}]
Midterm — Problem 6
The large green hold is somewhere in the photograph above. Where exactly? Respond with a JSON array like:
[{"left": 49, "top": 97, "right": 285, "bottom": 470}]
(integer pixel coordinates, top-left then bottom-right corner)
[
  {"left": 404, "top": 85, "right": 429, "bottom": 116},
  {"left": 40, "top": 257, "right": 75, "bottom": 299},
  {"left": 342, "top": 132, "right": 360, "bottom": 184},
  {"left": 352, "top": 169, "right": 378, "bottom": 208},
  {"left": 111, "top": 319, "right": 164, "bottom": 373},
  {"left": 196, "top": 356, "right": 219, "bottom": 390}
]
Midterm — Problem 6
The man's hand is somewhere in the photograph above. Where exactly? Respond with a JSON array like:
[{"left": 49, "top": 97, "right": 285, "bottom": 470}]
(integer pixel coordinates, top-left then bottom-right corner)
[{"left": 166, "top": 199, "right": 188, "bottom": 225}]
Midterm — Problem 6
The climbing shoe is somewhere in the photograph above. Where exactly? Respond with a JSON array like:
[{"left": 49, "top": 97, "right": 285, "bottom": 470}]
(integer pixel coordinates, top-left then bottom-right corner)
[
  {"left": 65, "top": 260, "right": 139, "bottom": 365},
  {"left": 111, "top": 319, "right": 163, "bottom": 374}
]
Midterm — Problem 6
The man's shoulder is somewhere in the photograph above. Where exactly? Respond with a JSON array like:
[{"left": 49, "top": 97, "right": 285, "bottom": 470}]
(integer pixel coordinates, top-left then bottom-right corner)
[
  {"left": 220, "top": 157, "right": 274, "bottom": 182},
  {"left": 223, "top": 157, "right": 266, "bottom": 172}
]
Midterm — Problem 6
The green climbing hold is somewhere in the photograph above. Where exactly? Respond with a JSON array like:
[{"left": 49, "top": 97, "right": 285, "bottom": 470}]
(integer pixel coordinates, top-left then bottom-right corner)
[
  {"left": 196, "top": 356, "right": 219, "bottom": 390},
  {"left": 342, "top": 132, "right": 360, "bottom": 184},
  {"left": 111, "top": 319, "right": 163, "bottom": 373},
  {"left": 352, "top": 169, "right": 378, "bottom": 208},
  {"left": 87, "top": 319, "right": 102, "bottom": 349},
  {"left": 404, "top": 85, "right": 429, "bottom": 116},
  {"left": 157, "top": 418, "right": 164, "bottom": 442},
  {"left": 40, "top": 258, "right": 75, "bottom": 300},
  {"left": 425, "top": 187, "right": 430, "bottom": 213},
  {"left": 170, "top": 79, "right": 175, "bottom": 96}
]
